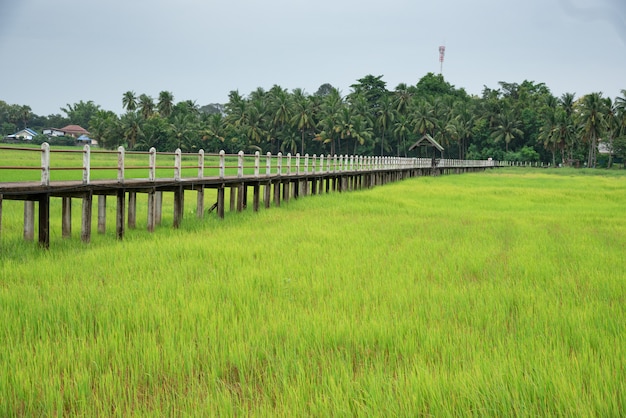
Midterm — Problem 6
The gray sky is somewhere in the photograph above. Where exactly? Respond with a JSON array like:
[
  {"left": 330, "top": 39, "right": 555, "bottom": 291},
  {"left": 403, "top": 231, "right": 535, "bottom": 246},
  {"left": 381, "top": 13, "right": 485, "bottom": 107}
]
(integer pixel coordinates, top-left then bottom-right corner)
[{"left": 1, "top": 0, "right": 624, "bottom": 116}]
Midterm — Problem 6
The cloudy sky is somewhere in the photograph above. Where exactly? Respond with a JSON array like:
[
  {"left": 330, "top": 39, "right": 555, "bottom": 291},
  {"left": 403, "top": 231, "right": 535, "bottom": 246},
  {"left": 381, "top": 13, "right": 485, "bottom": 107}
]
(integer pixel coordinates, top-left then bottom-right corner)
[{"left": 1, "top": 0, "right": 624, "bottom": 116}]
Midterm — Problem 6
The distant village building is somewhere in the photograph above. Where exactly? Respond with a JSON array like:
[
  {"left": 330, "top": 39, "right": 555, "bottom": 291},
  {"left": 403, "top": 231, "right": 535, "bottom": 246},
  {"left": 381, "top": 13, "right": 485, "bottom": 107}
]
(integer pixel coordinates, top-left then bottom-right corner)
[{"left": 5, "top": 128, "right": 38, "bottom": 141}]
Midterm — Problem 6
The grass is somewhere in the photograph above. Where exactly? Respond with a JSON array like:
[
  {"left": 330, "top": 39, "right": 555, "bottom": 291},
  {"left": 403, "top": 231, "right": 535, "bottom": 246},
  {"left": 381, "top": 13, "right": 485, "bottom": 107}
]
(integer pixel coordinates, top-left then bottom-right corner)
[{"left": 1, "top": 168, "right": 625, "bottom": 415}]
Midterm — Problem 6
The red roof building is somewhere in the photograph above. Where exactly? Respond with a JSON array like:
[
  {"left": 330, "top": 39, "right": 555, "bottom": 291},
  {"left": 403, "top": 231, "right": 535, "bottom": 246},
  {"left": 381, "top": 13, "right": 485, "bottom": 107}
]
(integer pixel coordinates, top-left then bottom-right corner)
[{"left": 59, "top": 125, "right": 90, "bottom": 138}]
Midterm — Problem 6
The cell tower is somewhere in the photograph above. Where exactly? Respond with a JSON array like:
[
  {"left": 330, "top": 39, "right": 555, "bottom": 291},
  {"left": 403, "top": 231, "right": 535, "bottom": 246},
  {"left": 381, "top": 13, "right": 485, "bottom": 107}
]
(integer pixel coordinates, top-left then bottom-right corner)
[{"left": 439, "top": 45, "right": 446, "bottom": 75}]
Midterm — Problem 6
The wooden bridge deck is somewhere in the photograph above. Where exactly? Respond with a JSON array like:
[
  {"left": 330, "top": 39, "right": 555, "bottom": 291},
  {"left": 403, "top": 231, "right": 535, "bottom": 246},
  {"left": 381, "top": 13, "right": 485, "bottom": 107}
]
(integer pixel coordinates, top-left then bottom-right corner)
[{"left": 0, "top": 146, "right": 500, "bottom": 248}]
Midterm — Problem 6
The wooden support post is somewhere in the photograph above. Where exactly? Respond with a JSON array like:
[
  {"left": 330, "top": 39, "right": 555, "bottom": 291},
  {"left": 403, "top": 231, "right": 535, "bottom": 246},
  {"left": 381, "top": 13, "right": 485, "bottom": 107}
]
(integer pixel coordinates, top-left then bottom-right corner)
[
  {"left": 0, "top": 193, "right": 2, "bottom": 237},
  {"left": 147, "top": 190, "right": 156, "bottom": 232},
  {"left": 229, "top": 186, "right": 236, "bottom": 212},
  {"left": 155, "top": 192, "right": 162, "bottom": 225},
  {"left": 242, "top": 184, "right": 248, "bottom": 209},
  {"left": 82, "top": 192, "right": 93, "bottom": 243},
  {"left": 128, "top": 192, "right": 136, "bottom": 229},
  {"left": 311, "top": 177, "right": 317, "bottom": 195},
  {"left": 237, "top": 184, "right": 244, "bottom": 212},
  {"left": 253, "top": 183, "right": 260, "bottom": 212},
  {"left": 283, "top": 180, "right": 290, "bottom": 203},
  {"left": 39, "top": 194, "right": 50, "bottom": 249},
  {"left": 62, "top": 197, "right": 71, "bottom": 238},
  {"left": 217, "top": 186, "right": 225, "bottom": 219},
  {"left": 98, "top": 195, "right": 106, "bottom": 234},
  {"left": 264, "top": 183, "right": 271, "bottom": 208},
  {"left": 173, "top": 186, "right": 183, "bottom": 228},
  {"left": 273, "top": 181, "right": 281, "bottom": 207},
  {"left": 197, "top": 186, "right": 204, "bottom": 218},
  {"left": 24, "top": 201, "right": 35, "bottom": 241},
  {"left": 115, "top": 189, "right": 124, "bottom": 240}
]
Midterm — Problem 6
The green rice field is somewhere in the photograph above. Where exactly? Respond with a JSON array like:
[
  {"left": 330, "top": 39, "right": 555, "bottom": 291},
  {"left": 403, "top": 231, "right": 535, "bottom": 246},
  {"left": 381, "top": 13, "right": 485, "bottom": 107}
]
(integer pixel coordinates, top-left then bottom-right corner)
[{"left": 1, "top": 166, "right": 625, "bottom": 416}]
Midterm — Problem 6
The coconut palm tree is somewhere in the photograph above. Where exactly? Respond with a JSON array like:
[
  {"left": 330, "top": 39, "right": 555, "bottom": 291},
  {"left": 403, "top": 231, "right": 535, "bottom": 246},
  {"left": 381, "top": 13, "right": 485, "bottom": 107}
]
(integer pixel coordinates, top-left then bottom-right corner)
[
  {"left": 491, "top": 108, "right": 523, "bottom": 152},
  {"left": 290, "top": 89, "right": 316, "bottom": 154},
  {"left": 376, "top": 94, "right": 395, "bottom": 155},
  {"left": 157, "top": 91, "right": 174, "bottom": 118},
  {"left": 122, "top": 91, "right": 138, "bottom": 112},
  {"left": 138, "top": 94, "right": 155, "bottom": 120},
  {"left": 579, "top": 92, "right": 606, "bottom": 168}
]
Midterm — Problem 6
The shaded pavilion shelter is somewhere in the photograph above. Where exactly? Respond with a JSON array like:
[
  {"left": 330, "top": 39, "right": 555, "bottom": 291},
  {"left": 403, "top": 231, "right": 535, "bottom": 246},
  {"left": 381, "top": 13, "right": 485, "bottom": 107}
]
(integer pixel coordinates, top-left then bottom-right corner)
[{"left": 409, "top": 134, "right": 444, "bottom": 162}]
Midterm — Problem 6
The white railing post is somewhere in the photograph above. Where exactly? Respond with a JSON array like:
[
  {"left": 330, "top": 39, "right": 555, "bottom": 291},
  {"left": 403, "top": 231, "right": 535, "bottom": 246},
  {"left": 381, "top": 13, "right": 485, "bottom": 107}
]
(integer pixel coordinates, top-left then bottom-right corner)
[
  {"left": 41, "top": 142, "right": 50, "bottom": 186},
  {"left": 219, "top": 150, "right": 225, "bottom": 178},
  {"left": 254, "top": 151, "right": 260, "bottom": 178},
  {"left": 333, "top": 155, "right": 337, "bottom": 172},
  {"left": 287, "top": 153, "right": 292, "bottom": 175},
  {"left": 319, "top": 154, "right": 324, "bottom": 173},
  {"left": 296, "top": 153, "right": 300, "bottom": 174},
  {"left": 277, "top": 152, "right": 283, "bottom": 175},
  {"left": 237, "top": 151, "right": 244, "bottom": 178},
  {"left": 198, "top": 149, "right": 204, "bottom": 178},
  {"left": 117, "top": 146, "right": 125, "bottom": 183},
  {"left": 149, "top": 147, "right": 156, "bottom": 181},
  {"left": 312, "top": 154, "right": 316, "bottom": 174},
  {"left": 266, "top": 152, "right": 271, "bottom": 176},
  {"left": 82, "top": 144, "right": 90, "bottom": 184},
  {"left": 174, "top": 148, "right": 182, "bottom": 181},
  {"left": 304, "top": 153, "right": 309, "bottom": 174}
]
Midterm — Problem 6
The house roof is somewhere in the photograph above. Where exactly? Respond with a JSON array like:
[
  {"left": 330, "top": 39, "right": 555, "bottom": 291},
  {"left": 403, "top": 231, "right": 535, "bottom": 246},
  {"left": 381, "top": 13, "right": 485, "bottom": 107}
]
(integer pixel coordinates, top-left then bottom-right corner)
[
  {"left": 10, "top": 128, "right": 38, "bottom": 137},
  {"left": 408, "top": 134, "right": 444, "bottom": 152},
  {"left": 60, "top": 125, "right": 90, "bottom": 135}
]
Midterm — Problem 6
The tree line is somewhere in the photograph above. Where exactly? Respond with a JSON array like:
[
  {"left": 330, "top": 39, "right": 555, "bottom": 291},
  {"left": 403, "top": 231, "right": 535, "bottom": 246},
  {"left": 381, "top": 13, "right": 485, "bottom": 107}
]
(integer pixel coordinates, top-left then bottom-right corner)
[{"left": 2, "top": 73, "right": 625, "bottom": 167}]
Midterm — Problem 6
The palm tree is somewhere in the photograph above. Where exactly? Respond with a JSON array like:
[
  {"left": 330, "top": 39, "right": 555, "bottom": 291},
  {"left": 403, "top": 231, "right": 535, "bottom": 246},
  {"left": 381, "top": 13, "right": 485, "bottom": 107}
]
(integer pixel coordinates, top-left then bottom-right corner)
[
  {"left": 579, "top": 92, "right": 606, "bottom": 168},
  {"left": 393, "top": 114, "right": 411, "bottom": 157},
  {"left": 491, "top": 109, "right": 523, "bottom": 152},
  {"left": 411, "top": 100, "right": 436, "bottom": 137},
  {"left": 290, "top": 89, "right": 316, "bottom": 154},
  {"left": 121, "top": 111, "right": 143, "bottom": 149},
  {"left": 538, "top": 107, "right": 559, "bottom": 166},
  {"left": 138, "top": 94, "right": 155, "bottom": 120},
  {"left": 376, "top": 95, "right": 395, "bottom": 155},
  {"left": 122, "top": 91, "right": 138, "bottom": 112},
  {"left": 157, "top": 91, "right": 174, "bottom": 118}
]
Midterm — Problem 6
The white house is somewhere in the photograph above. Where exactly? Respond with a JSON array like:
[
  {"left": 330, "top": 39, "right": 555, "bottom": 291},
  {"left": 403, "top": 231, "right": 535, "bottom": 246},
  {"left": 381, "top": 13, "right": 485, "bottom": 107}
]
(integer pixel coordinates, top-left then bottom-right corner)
[
  {"left": 43, "top": 128, "right": 66, "bottom": 137},
  {"left": 6, "top": 128, "right": 39, "bottom": 141}
]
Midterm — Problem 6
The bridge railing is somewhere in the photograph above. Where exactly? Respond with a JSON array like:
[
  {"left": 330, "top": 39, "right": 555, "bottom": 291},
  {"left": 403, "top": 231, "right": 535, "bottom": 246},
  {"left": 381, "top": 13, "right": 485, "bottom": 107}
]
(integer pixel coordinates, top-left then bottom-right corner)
[{"left": 0, "top": 143, "right": 500, "bottom": 186}]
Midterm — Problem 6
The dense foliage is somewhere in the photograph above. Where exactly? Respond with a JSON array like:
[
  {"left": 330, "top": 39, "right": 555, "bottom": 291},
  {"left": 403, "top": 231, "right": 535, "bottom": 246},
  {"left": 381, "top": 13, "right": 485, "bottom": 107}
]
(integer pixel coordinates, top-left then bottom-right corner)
[{"left": 2, "top": 74, "right": 625, "bottom": 166}]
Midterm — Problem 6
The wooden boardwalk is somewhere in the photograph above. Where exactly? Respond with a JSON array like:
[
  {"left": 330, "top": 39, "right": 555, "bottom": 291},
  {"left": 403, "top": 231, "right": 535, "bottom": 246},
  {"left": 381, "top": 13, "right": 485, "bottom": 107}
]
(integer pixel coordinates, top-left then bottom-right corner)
[{"left": 0, "top": 145, "right": 500, "bottom": 248}]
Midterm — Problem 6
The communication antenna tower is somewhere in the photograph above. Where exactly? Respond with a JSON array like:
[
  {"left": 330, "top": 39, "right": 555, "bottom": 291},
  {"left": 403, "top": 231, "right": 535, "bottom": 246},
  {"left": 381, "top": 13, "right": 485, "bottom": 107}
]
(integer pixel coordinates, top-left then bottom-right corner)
[{"left": 439, "top": 45, "right": 446, "bottom": 75}]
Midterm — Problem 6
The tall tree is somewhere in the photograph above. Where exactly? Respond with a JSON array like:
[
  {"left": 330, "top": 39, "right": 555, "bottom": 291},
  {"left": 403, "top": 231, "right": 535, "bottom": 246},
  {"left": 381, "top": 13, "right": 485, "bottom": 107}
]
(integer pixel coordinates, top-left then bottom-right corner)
[
  {"left": 157, "top": 91, "right": 174, "bottom": 118},
  {"left": 138, "top": 94, "right": 155, "bottom": 120},
  {"left": 579, "top": 92, "right": 606, "bottom": 168},
  {"left": 122, "top": 91, "right": 138, "bottom": 112},
  {"left": 490, "top": 107, "right": 523, "bottom": 152}
]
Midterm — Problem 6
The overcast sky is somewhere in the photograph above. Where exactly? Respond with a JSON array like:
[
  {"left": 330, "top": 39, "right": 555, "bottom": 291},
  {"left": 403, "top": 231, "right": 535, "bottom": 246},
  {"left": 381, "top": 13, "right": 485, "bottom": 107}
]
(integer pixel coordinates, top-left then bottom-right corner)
[{"left": 1, "top": 0, "right": 624, "bottom": 116}]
